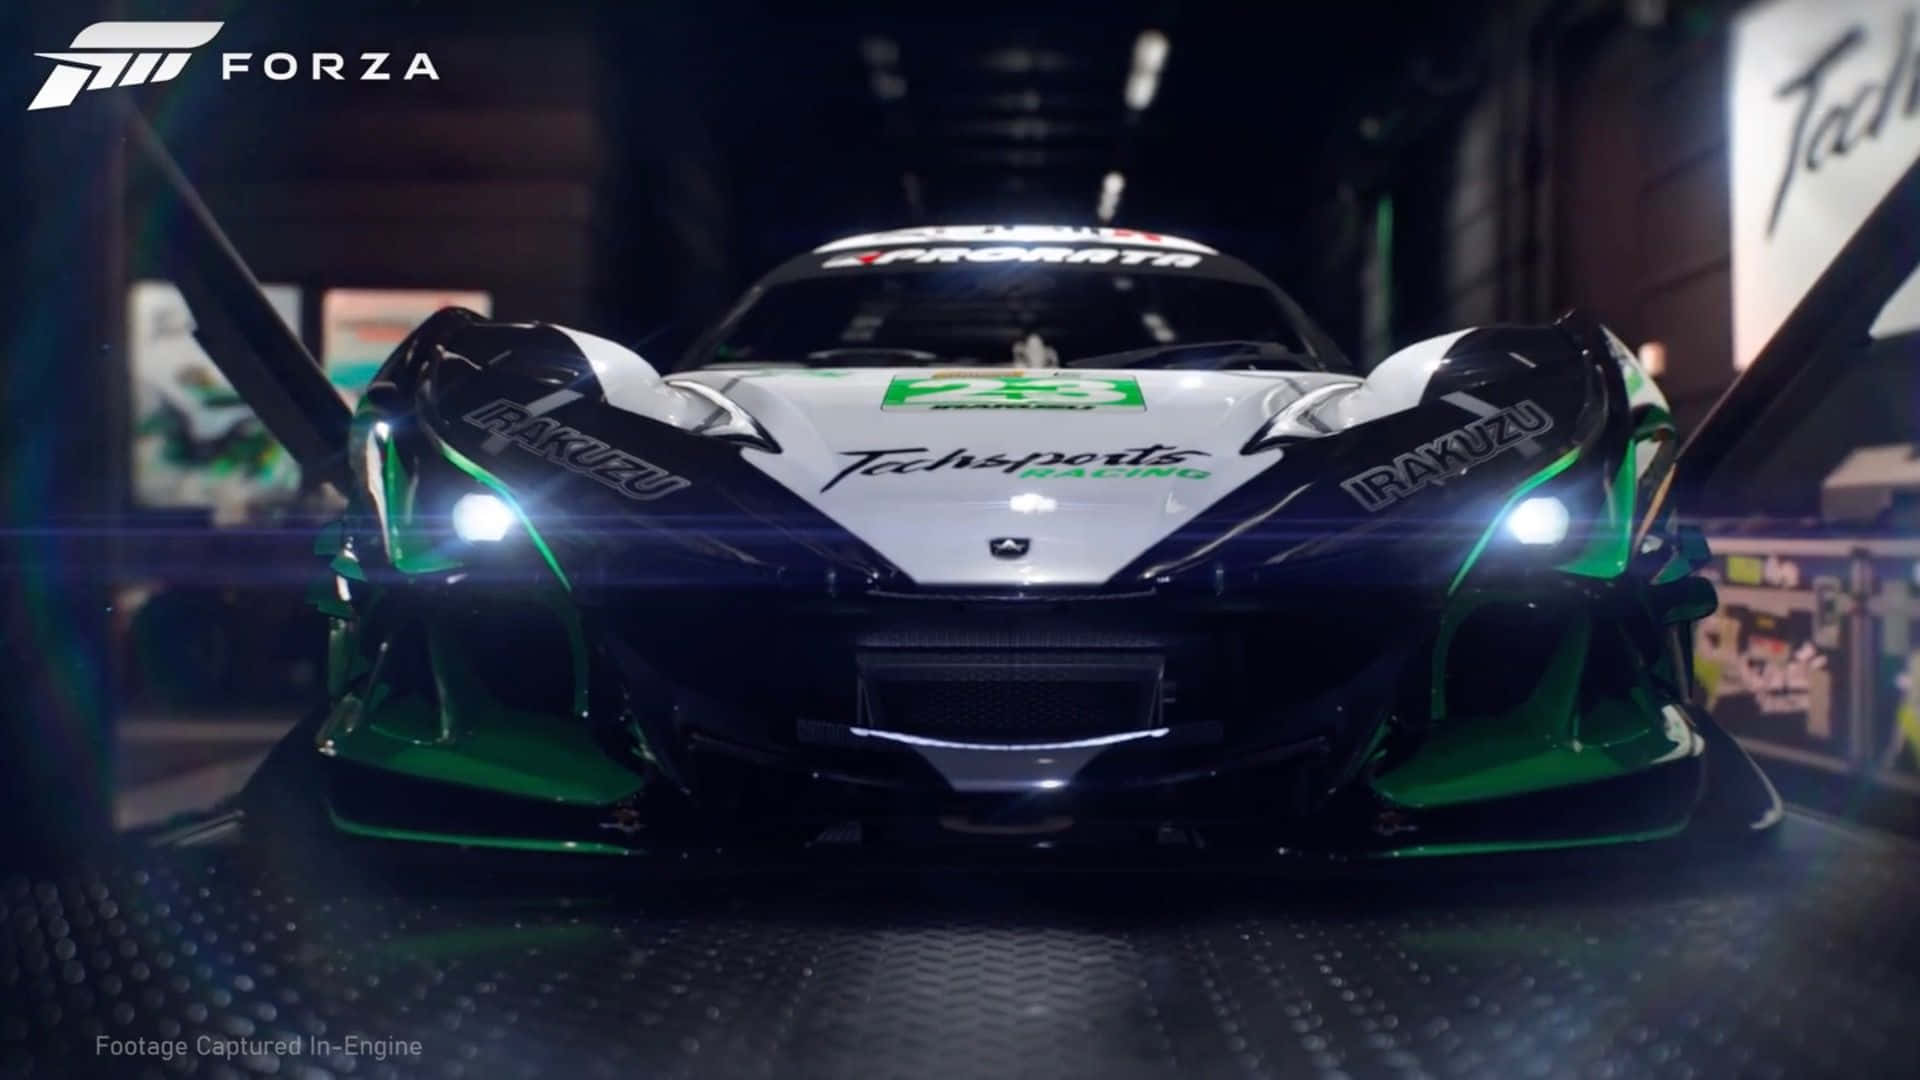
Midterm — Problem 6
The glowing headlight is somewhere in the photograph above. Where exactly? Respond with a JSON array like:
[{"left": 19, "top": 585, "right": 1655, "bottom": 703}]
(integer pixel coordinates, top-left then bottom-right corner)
[
  {"left": 1505, "top": 496, "right": 1570, "bottom": 546},
  {"left": 451, "top": 492, "right": 515, "bottom": 542}
]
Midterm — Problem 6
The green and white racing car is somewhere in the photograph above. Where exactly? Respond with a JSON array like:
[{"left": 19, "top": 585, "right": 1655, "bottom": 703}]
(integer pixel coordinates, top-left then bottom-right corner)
[{"left": 192, "top": 224, "right": 1779, "bottom": 861}]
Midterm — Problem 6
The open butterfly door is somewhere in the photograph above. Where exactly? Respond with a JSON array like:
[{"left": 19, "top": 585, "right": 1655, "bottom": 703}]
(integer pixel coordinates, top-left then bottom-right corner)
[{"left": 119, "top": 101, "right": 353, "bottom": 493}]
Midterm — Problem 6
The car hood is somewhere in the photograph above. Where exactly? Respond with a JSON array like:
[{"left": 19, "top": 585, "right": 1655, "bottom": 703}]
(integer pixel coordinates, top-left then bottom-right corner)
[{"left": 669, "top": 367, "right": 1360, "bottom": 586}]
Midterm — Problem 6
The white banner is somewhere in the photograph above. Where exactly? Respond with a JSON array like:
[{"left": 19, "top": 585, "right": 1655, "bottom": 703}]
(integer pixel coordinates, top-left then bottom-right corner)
[{"left": 1731, "top": 0, "right": 1920, "bottom": 367}]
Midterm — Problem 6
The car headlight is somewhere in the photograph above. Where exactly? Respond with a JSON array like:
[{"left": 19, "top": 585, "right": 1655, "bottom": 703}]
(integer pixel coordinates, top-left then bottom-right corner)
[
  {"left": 1504, "top": 496, "right": 1570, "bottom": 546},
  {"left": 451, "top": 492, "right": 516, "bottom": 542}
]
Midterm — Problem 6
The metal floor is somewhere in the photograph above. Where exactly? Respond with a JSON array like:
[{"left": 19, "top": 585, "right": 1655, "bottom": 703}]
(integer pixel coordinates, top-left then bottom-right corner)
[{"left": 3, "top": 814, "right": 1917, "bottom": 1079}]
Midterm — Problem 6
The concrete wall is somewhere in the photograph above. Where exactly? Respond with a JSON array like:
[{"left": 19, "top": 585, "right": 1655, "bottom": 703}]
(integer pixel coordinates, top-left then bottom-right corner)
[
  {"left": 1371, "top": 3, "right": 1740, "bottom": 434},
  {"left": 1559, "top": 13, "right": 1734, "bottom": 434},
  {"left": 136, "top": 29, "right": 609, "bottom": 331}
]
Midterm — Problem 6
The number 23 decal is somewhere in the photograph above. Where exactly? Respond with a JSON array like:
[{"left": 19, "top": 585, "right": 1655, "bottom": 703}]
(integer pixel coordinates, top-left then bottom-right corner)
[{"left": 881, "top": 374, "right": 1146, "bottom": 410}]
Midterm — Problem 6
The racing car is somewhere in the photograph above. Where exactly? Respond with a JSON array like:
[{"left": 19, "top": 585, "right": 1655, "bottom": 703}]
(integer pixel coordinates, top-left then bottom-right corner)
[{"left": 198, "top": 223, "right": 1780, "bottom": 861}]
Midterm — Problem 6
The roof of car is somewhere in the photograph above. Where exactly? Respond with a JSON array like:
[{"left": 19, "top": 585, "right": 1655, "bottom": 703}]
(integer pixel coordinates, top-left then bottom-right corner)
[{"left": 812, "top": 225, "right": 1218, "bottom": 255}]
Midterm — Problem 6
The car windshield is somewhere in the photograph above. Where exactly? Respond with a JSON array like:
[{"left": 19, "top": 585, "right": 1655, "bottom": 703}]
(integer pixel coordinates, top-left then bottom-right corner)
[{"left": 686, "top": 265, "right": 1343, "bottom": 372}]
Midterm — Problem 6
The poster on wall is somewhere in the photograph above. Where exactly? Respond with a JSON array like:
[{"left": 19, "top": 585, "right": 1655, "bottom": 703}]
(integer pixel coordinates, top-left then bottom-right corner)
[
  {"left": 1867, "top": 556, "right": 1920, "bottom": 791},
  {"left": 129, "top": 279, "right": 304, "bottom": 518},
  {"left": 1694, "top": 545, "right": 1856, "bottom": 769},
  {"left": 321, "top": 288, "right": 492, "bottom": 400},
  {"left": 1729, "top": 0, "right": 1920, "bottom": 368}
]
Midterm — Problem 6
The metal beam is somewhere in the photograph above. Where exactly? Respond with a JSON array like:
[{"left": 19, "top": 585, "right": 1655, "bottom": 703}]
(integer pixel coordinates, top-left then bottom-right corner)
[
  {"left": 1676, "top": 152, "right": 1920, "bottom": 508},
  {"left": 118, "top": 100, "right": 353, "bottom": 493}
]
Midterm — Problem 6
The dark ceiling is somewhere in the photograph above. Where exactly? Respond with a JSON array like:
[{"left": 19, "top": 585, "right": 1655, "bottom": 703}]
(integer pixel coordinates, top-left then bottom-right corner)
[
  {"left": 9, "top": 0, "right": 1497, "bottom": 354},
  {"left": 668, "top": 2, "right": 1489, "bottom": 269},
  {"left": 608, "top": 0, "right": 1495, "bottom": 345}
]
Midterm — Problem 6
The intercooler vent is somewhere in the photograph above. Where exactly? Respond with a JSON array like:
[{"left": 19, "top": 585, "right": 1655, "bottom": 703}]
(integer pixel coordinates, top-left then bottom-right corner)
[
  {"left": 855, "top": 626, "right": 1167, "bottom": 649},
  {"left": 855, "top": 650, "right": 1163, "bottom": 741}
]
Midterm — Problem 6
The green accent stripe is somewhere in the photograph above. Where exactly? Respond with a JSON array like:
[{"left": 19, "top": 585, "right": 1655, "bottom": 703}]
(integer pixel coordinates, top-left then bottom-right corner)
[
  {"left": 329, "top": 806, "right": 635, "bottom": 857},
  {"left": 1370, "top": 820, "right": 1687, "bottom": 859},
  {"left": 1556, "top": 445, "right": 1638, "bottom": 579}
]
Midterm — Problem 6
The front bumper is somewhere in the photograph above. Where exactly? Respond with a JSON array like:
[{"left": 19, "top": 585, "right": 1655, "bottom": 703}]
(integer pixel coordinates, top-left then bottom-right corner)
[
  {"left": 315, "top": 738, "right": 1710, "bottom": 862},
  {"left": 311, "top": 576, "right": 1728, "bottom": 858}
]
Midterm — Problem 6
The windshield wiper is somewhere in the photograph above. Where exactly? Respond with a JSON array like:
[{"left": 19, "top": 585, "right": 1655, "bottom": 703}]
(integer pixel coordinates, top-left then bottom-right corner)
[{"left": 1063, "top": 339, "right": 1317, "bottom": 370}]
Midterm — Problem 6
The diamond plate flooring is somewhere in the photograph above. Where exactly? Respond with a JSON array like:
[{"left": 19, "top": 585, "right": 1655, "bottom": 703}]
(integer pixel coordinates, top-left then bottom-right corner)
[{"left": 2, "top": 814, "right": 1916, "bottom": 1079}]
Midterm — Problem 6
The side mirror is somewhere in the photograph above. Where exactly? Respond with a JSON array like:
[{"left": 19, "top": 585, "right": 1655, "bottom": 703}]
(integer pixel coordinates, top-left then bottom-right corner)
[
  {"left": 1673, "top": 524, "right": 1712, "bottom": 572},
  {"left": 1650, "top": 575, "right": 1717, "bottom": 625}
]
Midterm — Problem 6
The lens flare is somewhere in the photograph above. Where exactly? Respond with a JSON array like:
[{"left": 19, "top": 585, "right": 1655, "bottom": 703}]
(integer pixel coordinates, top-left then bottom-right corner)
[
  {"left": 1505, "top": 496, "right": 1570, "bottom": 546},
  {"left": 451, "top": 493, "right": 515, "bottom": 542}
]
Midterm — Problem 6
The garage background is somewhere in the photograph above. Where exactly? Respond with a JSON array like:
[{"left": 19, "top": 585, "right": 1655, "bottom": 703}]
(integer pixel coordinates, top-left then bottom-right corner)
[
  {"left": 4, "top": 6, "right": 1920, "bottom": 1079},
  {"left": 0, "top": 0, "right": 1882, "bottom": 848}
]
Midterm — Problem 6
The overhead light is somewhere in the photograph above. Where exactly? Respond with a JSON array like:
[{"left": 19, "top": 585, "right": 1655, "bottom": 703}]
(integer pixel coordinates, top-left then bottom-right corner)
[
  {"left": 1009, "top": 492, "right": 1057, "bottom": 514},
  {"left": 1097, "top": 170, "right": 1125, "bottom": 223},
  {"left": 1505, "top": 496, "right": 1570, "bottom": 546},
  {"left": 1124, "top": 71, "right": 1157, "bottom": 110},
  {"left": 901, "top": 171, "right": 924, "bottom": 218},
  {"left": 860, "top": 36, "right": 906, "bottom": 101},
  {"left": 1133, "top": 29, "right": 1170, "bottom": 70},
  {"left": 1637, "top": 340, "right": 1667, "bottom": 377},
  {"left": 451, "top": 492, "right": 515, "bottom": 543},
  {"left": 1125, "top": 30, "right": 1170, "bottom": 111},
  {"left": 1140, "top": 311, "right": 1175, "bottom": 343},
  {"left": 1626, "top": 0, "right": 1668, "bottom": 28},
  {"left": 859, "top": 36, "right": 899, "bottom": 68}
]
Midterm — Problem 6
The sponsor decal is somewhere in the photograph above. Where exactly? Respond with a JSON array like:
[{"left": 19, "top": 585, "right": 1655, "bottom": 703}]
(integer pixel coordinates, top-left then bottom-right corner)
[
  {"left": 463, "top": 398, "right": 690, "bottom": 502},
  {"left": 882, "top": 373, "right": 1145, "bottom": 411},
  {"left": 822, "top": 444, "right": 1210, "bottom": 492},
  {"left": 815, "top": 226, "right": 1218, "bottom": 254},
  {"left": 821, "top": 246, "right": 1204, "bottom": 270},
  {"left": 1340, "top": 400, "right": 1554, "bottom": 512}
]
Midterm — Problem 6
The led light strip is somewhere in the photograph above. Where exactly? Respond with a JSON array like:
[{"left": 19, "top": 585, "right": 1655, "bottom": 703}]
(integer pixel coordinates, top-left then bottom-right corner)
[{"left": 847, "top": 726, "right": 1169, "bottom": 751}]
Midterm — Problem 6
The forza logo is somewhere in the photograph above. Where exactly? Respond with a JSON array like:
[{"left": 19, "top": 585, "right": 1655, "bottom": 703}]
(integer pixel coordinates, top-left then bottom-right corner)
[
  {"left": 29, "top": 21, "right": 439, "bottom": 111},
  {"left": 29, "top": 22, "right": 223, "bottom": 111},
  {"left": 463, "top": 399, "right": 690, "bottom": 503},
  {"left": 1341, "top": 400, "right": 1553, "bottom": 512}
]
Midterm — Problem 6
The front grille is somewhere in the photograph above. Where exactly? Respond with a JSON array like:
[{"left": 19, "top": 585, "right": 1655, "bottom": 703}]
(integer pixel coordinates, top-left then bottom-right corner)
[
  {"left": 856, "top": 650, "right": 1163, "bottom": 741},
  {"left": 855, "top": 625, "right": 1167, "bottom": 649}
]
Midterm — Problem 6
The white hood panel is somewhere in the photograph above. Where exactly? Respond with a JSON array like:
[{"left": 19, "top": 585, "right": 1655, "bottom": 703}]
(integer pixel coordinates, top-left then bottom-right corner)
[{"left": 673, "top": 367, "right": 1358, "bottom": 586}]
